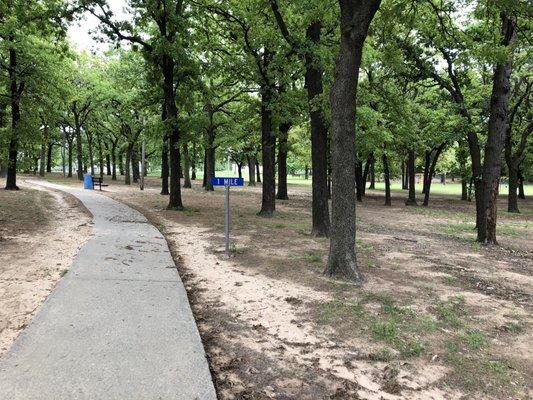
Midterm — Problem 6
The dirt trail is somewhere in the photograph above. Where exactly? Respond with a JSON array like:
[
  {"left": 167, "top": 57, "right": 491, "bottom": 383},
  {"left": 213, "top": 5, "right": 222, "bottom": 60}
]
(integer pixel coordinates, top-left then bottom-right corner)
[{"left": 0, "top": 180, "right": 92, "bottom": 355}]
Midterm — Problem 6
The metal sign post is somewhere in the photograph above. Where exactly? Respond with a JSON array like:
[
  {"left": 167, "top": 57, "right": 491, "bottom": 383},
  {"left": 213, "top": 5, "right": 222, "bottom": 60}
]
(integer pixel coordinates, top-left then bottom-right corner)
[{"left": 211, "top": 177, "right": 244, "bottom": 255}]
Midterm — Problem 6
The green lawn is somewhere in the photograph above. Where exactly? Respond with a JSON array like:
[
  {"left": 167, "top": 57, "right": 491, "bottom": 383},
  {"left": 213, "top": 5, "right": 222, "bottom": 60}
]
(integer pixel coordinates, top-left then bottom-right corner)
[{"left": 149, "top": 169, "right": 532, "bottom": 197}]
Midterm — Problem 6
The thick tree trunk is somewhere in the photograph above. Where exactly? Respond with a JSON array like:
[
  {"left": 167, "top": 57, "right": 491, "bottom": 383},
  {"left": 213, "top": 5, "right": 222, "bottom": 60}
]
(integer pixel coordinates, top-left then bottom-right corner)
[
  {"left": 405, "top": 149, "right": 417, "bottom": 206},
  {"left": 276, "top": 122, "right": 290, "bottom": 200},
  {"left": 422, "top": 151, "right": 431, "bottom": 195},
  {"left": 247, "top": 155, "right": 256, "bottom": 186},
  {"left": 383, "top": 152, "right": 391, "bottom": 206},
  {"left": 258, "top": 77, "right": 276, "bottom": 217},
  {"left": 305, "top": 21, "right": 330, "bottom": 236},
  {"left": 325, "top": 0, "right": 380, "bottom": 282},
  {"left": 162, "top": 55, "right": 184, "bottom": 210},
  {"left": 479, "top": 13, "right": 516, "bottom": 244},
  {"left": 98, "top": 138, "right": 104, "bottom": 178},
  {"left": 183, "top": 144, "right": 191, "bottom": 188},
  {"left": 5, "top": 48, "right": 22, "bottom": 190}
]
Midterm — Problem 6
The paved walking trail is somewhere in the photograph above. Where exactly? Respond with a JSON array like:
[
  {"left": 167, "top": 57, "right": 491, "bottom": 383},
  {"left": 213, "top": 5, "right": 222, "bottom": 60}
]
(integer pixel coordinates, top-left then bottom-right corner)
[{"left": 0, "top": 181, "right": 216, "bottom": 400}]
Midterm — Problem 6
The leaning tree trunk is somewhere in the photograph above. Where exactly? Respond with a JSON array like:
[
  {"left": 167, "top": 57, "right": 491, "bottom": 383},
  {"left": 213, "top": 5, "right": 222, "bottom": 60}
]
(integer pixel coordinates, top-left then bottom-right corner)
[
  {"left": 325, "top": 0, "right": 381, "bottom": 282},
  {"left": 383, "top": 152, "right": 391, "bottom": 206},
  {"left": 276, "top": 122, "right": 290, "bottom": 200},
  {"left": 405, "top": 149, "right": 417, "bottom": 205},
  {"left": 247, "top": 155, "right": 256, "bottom": 186},
  {"left": 423, "top": 142, "right": 446, "bottom": 207},
  {"left": 479, "top": 12, "right": 516, "bottom": 244},
  {"left": 305, "top": 21, "right": 330, "bottom": 236},
  {"left": 258, "top": 78, "right": 276, "bottom": 217}
]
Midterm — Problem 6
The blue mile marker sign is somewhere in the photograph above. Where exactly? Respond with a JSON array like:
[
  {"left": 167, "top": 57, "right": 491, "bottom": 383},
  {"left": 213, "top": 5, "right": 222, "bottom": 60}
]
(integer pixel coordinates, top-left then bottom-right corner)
[{"left": 211, "top": 177, "right": 244, "bottom": 186}]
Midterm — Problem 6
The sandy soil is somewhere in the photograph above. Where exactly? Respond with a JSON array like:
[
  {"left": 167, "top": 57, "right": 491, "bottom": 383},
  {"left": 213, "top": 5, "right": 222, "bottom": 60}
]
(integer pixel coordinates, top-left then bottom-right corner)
[
  {"left": 41, "top": 174, "right": 532, "bottom": 399},
  {"left": 0, "top": 179, "right": 92, "bottom": 356}
]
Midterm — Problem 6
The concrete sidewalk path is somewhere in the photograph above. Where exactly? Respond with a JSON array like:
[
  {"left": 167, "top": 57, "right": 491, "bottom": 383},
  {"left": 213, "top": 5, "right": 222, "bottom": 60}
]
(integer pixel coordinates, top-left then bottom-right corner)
[{"left": 0, "top": 181, "right": 217, "bottom": 400}]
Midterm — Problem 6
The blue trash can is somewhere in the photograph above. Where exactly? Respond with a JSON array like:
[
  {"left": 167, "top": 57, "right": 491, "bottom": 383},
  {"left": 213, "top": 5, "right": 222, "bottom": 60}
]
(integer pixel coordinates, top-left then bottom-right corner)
[{"left": 83, "top": 174, "right": 94, "bottom": 190}]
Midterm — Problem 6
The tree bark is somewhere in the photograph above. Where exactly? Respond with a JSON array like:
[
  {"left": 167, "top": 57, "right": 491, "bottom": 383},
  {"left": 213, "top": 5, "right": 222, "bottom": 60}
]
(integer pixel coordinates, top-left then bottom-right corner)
[
  {"left": 361, "top": 153, "right": 373, "bottom": 196},
  {"left": 276, "top": 122, "right": 290, "bottom": 200},
  {"left": 162, "top": 54, "right": 184, "bottom": 210},
  {"left": 39, "top": 140, "right": 46, "bottom": 177},
  {"left": 507, "top": 164, "right": 519, "bottom": 213},
  {"left": 405, "top": 149, "right": 417, "bottom": 205},
  {"left": 132, "top": 147, "right": 140, "bottom": 183},
  {"left": 247, "top": 155, "right": 256, "bottom": 186},
  {"left": 46, "top": 142, "right": 53, "bottom": 173},
  {"left": 369, "top": 156, "right": 375, "bottom": 189},
  {"left": 258, "top": 76, "right": 276, "bottom": 217},
  {"left": 325, "top": 0, "right": 380, "bottom": 282},
  {"left": 423, "top": 142, "right": 446, "bottom": 207},
  {"left": 401, "top": 160, "right": 407, "bottom": 190},
  {"left": 191, "top": 142, "right": 197, "bottom": 180},
  {"left": 305, "top": 21, "right": 330, "bottom": 236},
  {"left": 5, "top": 47, "right": 22, "bottom": 190},
  {"left": 256, "top": 160, "right": 261, "bottom": 183},
  {"left": 183, "top": 144, "right": 192, "bottom": 188},
  {"left": 204, "top": 118, "right": 216, "bottom": 192},
  {"left": 125, "top": 146, "right": 132, "bottom": 185},
  {"left": 355, "top": 159, "right": 363, "bottom": 202},
  {"left": 461, "top": 178, "right": 468, "bottom": 201},
  {"left": 383, "top": 152, "right": 391, "bottom": 206},
  {"left": 479, "top": 13, "right": 516, "bottom": 244}
]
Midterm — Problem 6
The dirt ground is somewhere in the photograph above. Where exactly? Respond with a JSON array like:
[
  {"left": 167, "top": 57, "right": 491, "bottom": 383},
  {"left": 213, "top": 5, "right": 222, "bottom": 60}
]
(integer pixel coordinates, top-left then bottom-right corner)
[
  {"left": 40, "top": 174, "right": 532, "bottom": 399},
  {"left": 0, "top": 178, "right": 92, "bottom": 356}
]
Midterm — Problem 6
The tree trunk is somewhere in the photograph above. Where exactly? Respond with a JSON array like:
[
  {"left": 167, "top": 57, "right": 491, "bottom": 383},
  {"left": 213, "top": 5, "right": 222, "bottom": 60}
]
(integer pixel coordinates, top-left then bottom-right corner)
[
  {"left": 98, "top": 138, "right": 104, "bottom": 178},
  {"left": 46, "top": 142, "right": 53, "bottom": 173},
  {"left": 355, "top": 159, "right": 363, "bottom": 202},
  {"left": 361, "top": 154, "right": 372, "bottom": 196},
  {"left": 39, "top": 140, "right": 46, "bottom": 177},
  {"left": 68, "top": 142, "right": 73, "bottom": 178},
  {"left": 405, "top": 149, "right": 417, "bottom": 206},
  {"left": 422, "top": 150, "right": 431, "bottom": 195},
  {"left": 401, "top": 160, "right": 408, "bottom": 190},
  {"left": 305, "top": 21, "right": 330, "bottom": 236},
  {"left": 5, "top": 47, "right": 22, "bottom": 190},
  {"left": 383, "top": 152, "right": 391, "bottom": 206},
  {"left": 191, "top": 142, "right": 197, "bottom": 180},
  {"left": 205, "top": 123, "right": 215, "bottom": 192},
  {"left": 132, "top": 147, "right": 140, "bottom": 183},
  {"left": 75, "top": 125, "right": 83, "bottom": 181},
  {"left": 276, "top": 122, "right": 290, "bottom": 200},
  {"left": 162, "top": 54, "right": 184, "bottom": 210},
  {"left": 161, "top": 137, "right": 169, "bottom": 194},
  {"left": 88, "top": 136, "right": 95, "bottom": 176},
  {"left": 461, "top": 178, "right": 468, "bottom": 201},
  {"left": 423, "top": 142, "right": 446, "bottom": 207},
  {"left": 507, "top": 163, "right": 519, "bottom": 213},
  {"left": 183, "top": 144, "right": 192, "bottom": 188},
  {"left": 325, "top": 0, "right": 380, "bottom": 282},
  {"left": 258, "top": 77, "right": 276, "bottom": 217},
  {"left": 125, "top": 146, "right": 132, "bottom": 185},
  {"left": 479, "top": 13, "right": 516, "bottom": 244},
  {"left": 256, "top": 160, "right": 261, "bottom": 183},
  {"left": 304, "top": 165, "right": 309, "bottom": 180},
  {"left": 518, "top": 169, "right": 525, "bottom": 199},
  {"left": 369, "top": 157, "right": 375, "bottom": 189},
  {"left": 247, "top": 155, "right": 256, "bottom": 186}
]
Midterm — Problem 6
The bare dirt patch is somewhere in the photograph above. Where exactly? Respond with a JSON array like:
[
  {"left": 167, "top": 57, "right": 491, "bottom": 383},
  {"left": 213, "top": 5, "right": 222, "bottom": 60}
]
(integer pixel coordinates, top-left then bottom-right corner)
[
  {"left": 0, "top": 179, "right": 92, "bottom": 355},
  {"left": 42, "top": 174, "right": 532, "bottom": 399}
]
